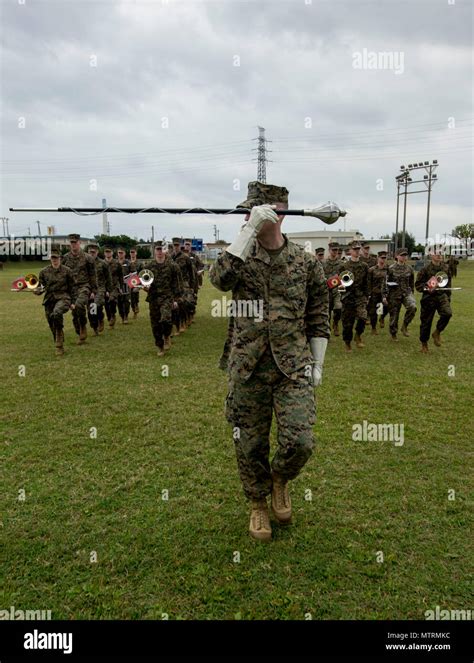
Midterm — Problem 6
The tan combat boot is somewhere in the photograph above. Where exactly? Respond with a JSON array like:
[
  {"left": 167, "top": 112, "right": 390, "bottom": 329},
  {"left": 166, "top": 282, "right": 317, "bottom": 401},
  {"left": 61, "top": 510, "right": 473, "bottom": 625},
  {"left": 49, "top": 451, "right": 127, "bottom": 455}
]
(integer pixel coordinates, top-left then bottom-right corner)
[
  {"left": 78, "top": 325, "right": 87, "bottom": 345},
  {"left": 271, "top": 473, "right": 292, "bottom": 525},
  {"left": 421, "top": 342, "right": 429, "bottom": 353},
  {"left": 157, "top": 347, "right": 165, "bottom": 357},
  {"left": 401, "top": 324, "right": 410, "bottom": 337},
  {"left": 249, "top": 499, "right": 272, "bottom": 542},
  {"left": 371, "top": 327, "right": 378, "bottom": 335},
  {"left": 432, "top": 329, "right": 442, "bottom": 346},
  {"left": 391, "top": 333, "right": 398, "bottom": 342},
  {"left": 163, "top": 337, "right": 171, "bottom": 350},
  {"left": 179, "top": 322, "right": 186, "bottom": 333},
  {"left": 379, "top": 318, "right": 385, "bottom": 329},
  {"left": 98, "top": 319, "right": 104, "bottom": 333},
  {"left": 345, "top": 342, "right": 352, "bottom": 353},
  {"left": 109, "top": 315, "right": 116, "bottom": 329},
  {"left": 333, "top": 320, "right": 340, "bottom": 336},
  {"left": 354, "top": 333, "right": 365, "bottom": 348}
]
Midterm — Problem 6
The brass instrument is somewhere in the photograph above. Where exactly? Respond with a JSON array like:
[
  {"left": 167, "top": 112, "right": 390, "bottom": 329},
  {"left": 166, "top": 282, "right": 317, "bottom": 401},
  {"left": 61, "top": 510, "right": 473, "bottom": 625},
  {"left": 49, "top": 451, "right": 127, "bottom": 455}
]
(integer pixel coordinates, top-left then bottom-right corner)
[
  {"left": 25, "top": 273, "right": 40, "bottom": 290},
  {"left": 138, "top": 269, "right": 154, "bottom": 287},
  {"left": 338, "top": 270, "right": 354, "bottom": 291}
]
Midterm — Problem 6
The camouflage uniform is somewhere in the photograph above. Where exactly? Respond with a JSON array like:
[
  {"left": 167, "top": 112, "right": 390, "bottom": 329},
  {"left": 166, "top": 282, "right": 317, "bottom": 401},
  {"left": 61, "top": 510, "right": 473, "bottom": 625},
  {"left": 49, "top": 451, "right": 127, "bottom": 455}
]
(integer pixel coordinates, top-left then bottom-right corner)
[
  {"left": 360, "top": 254, "right": 377, "bottom": 268},
  {"left": 129, "top": 256, "right": 143, "bottom": 315},
  {"left": 387, "top": 262, "right": 417, "bottom": 336},
  {"left": 322, "top": 256, "right": 343, "bottom": 329},
  {"left": 219, "top": 315, "right": 235, "bottom": 371},
  {"left": 146, "top": 258, "right": 182, "bottom": 349},
  {"left": 367, "top": 264, "right": 388, "bottom": 329},
  {"left": 117, "top": 259, "right": 132, "bottom": 322},
  {"left": 38, "top": 264, "right": 74, "bottom": 341},
  {"left": 191, "top": 250, "right": 205, "bottom": 288},
  {"left": 341, "top": 260, "right": 369, "bottom": 343},
  {"left": 210, "top": 236, "right": 329, "bottom": 500},
  {"left": 61, "top": 250, "right": 97, "bottom": 336},
  {"left": 447, "top": 255, "right": 459, "bottom": 278},
  {"left": 172, "top": 249, "right": 196, "bottom": 324},
  {"left": 104, "top": 259, "right": 123, "bottom": 323},
  {"left": 415, "top": 261, "right": 452, "bottom": 342},
  {"left": 88, "top": 256, "right": 112, "bottom": 332}
]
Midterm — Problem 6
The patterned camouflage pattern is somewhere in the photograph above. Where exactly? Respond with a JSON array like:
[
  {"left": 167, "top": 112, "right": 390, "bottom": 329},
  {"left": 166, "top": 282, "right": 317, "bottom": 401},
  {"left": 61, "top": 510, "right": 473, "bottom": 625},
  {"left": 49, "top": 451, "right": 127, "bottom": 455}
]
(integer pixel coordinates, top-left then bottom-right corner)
[
  {"left": 38, "top": 265, "right": 74, "bottom": 339},
  {"left": 323, "top": 256, "right": 343, "bottom": 322},
  {"left": 340, "top": 259, "right": 369, "bottom": 342},
  {"left": 360, "top": 254, "right": 377, "bottom": 268},
  {"left": 104, "top": 258, "right": 123, "bottom": 322},
  {"left": 129, "top": 257, "right": 143, "bottom": 313},
  {"left": 219, "top": 316, "right": 235, "bottom": 371},
  {"left": 367, "top": 264, "right": 388, "bottom": 328},
  {"left": 61, "top": 250, "right": 97, "bottom": 333},
  {"left": 225, "top": 346, "right": 315, "bottom": 499},
  {"left": 146, "top": 258, "right": 182, "bottom": 348},
  {"left": 415, "top": 260, "right": 453, "bottom": 342},
  {"left": 237, "top": 181, "right": 289, "bottom": 208},
  {"left": 172, "top": 250, "right": 196, "bottom": 322},
  {"left": 387, "top": 262, "right": 416, "bottom": 335},
  {"left": 210, "top": 237, "right": 330, "bottom": 382},
  {"left": 88, "top": 256, "right": 111, "bottom": 331}
]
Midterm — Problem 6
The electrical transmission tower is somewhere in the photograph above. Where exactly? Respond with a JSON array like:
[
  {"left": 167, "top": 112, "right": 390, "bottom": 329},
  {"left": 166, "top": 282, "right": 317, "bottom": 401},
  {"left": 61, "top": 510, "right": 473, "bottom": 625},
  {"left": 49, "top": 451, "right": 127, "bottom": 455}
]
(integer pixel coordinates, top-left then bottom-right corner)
[{"left": 252, "top": 126, "right": 272, "bottom": 183}]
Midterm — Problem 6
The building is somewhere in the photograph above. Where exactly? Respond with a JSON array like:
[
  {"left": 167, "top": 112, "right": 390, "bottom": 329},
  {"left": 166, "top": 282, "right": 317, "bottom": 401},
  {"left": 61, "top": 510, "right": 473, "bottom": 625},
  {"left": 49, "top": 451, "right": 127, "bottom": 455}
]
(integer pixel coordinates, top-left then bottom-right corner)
[{"left": 286, "top": 230, "right": 391, "bottom": 255}]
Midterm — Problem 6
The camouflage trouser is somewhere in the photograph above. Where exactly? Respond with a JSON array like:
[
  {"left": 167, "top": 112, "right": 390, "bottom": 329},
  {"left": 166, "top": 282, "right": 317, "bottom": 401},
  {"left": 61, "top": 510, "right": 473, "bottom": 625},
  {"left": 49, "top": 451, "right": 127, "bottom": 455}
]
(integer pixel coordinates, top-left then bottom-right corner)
[
  {"left": 184, "top": 286, "right": 196, "bottom": 318},
  {"left": 341, "top": 297, "right": 367, "bottom": 343},
  {"left": 219, "top": 316, "right": 235, "bottom": 371},
  {"left": 44, "top": 297, "right": 71, "bottom": 340},
  {"left": 420, "top": 294, "right": 452, "bottom": 343},
  {"left": 149, "top": 298, "right": 173, "bottom": 348},
  {"left": 368, "top": 293, "right": 388, "bottom": 329},
  {"left": 225, "top": 346, "right": 316, "bottom": 500},
  {"left": 130, "top": 289, "right": 140, "bottom": 313},
  {"left": 88, "top": 288, "right": 105, "bottom": 330},
  {"left": 388, "top": 293, "right": 416, "bottom": 336},
  {"left": 118, "top": 293, "right": 131, "bottom": 320},
  {"left": 71, "top": 285, "right": 90, "bottom": 334},
  {"left": 105, "top": 289, "right": 119, "bottom": 321},
  {"left": 329, "top": 288, "right": 342, "bottom": 324}
]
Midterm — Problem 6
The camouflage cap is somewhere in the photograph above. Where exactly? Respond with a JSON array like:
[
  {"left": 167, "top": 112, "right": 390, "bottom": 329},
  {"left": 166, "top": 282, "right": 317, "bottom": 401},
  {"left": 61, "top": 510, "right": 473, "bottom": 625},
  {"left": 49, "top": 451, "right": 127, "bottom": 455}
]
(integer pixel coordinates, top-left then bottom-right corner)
[
  {"left": 154, "top": 240, "right": 163, "bottom": 248},
  {"left": 184, "top": 238, "right": 192, "bottom": 244},
  {"left": 68, "top": 233, "right": 80, "bottom": 241},
  {"left": 116, "top": 246, "right": 126, "bottom": 252},
  {"left": 377, "top": 250, "right": 388, "bottom": 257},
  {"left": 328, "top": 241, "right": 339, "bottom": 249},
  {"left": 396, "top": 247, "right": 408, "bottom": 256},
  {"left": 86, "top": 243, "right": 99, "bottom": 251},
  {"left": 172, "top": 237, "right": 182, "bottom": 244},
  {"left": 362, "top": 241, "right": 370, "bottom": 248},
  {"left": 237, "top": 181, "right": 289, "bottom": 208},
  {"left": 349, "top": 240, "right": 362, "bottom": 249},
  {"left": 103, "top": 245, "right": 113, "bottom": 252},
  {"left": 50, "top": 244, "right": 61, "bottom": 257},
  {"left": 315, "top": 247, "right": 325, "bottom": 254}
]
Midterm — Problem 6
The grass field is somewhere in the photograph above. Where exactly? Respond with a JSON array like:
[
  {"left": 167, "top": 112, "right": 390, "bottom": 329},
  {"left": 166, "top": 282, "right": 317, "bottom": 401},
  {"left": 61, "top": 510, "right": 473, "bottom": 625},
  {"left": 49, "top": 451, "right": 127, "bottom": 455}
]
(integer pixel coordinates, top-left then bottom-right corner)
[{"left": 1, "top": 259, "right": 473, "bottom": 620}]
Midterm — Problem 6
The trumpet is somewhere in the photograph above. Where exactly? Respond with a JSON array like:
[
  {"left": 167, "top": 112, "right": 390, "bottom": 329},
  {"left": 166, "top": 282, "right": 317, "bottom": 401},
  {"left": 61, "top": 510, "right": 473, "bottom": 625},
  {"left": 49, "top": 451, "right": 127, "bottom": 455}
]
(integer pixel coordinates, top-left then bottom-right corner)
[
  {"left": 338, "top": 270, "right": 354, "bottom": 291},
  {"left": 11, "top": 274, "right": 43, "bottom": 292}
]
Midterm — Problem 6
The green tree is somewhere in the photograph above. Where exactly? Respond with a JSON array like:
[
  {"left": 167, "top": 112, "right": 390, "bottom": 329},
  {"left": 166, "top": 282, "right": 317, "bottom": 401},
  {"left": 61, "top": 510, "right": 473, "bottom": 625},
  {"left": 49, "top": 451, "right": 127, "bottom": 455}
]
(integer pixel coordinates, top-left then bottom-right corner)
[
  {"left": 94, "top": 234, "right": 137, "bottom": 252},
  {"left": 451, "top": 224, "right": 474, "bottom": 256},
  {"left": 391, "top": 231, "right": 415, "bottom": 255}
]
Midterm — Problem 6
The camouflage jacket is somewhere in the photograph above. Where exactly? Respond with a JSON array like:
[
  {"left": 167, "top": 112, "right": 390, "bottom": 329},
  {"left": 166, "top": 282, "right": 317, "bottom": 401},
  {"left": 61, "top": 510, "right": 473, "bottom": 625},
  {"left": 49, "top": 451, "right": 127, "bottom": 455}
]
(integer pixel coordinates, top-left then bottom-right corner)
[
  {"left": 105, "top": 259, "right": 123, "bottom": 295},
  {"left": 322, "top": 257, "right": 344, "bottom": 278},
  {"left": 415, "top": 261, "right": 452, "bottom": 300},
  {"left": 129, "top": 258, "right": 143, "bottom": 275},
  {"left": 387, "top": 262, "right": 415, "bottom": 297},
  {"left": 172, "top": 250, "right": 195, "bottom": 289},
  {"left": 38, "top": 265, "right": 75, "bottom": 304},
  {"left": 118, "top": 259, "right": 132, "bottom": 295},
  {"left": 145, "top": 258, "right": 183, "bottom": 302},
  {"left": 360, "top": 254, "right": 377, "bottom": 268},
  {"left": 61, "top": 250, "right": 97, "bottom": 291},
  {"left": 341, "top": 259, "right": 369, "bottom": 301},
  {"left": 189, "top": 252, "right": 204, "bottom": 290},
  {"left": 94, "top": 256, "right": 112, "bottom": 292},
  {"left": 210, "top": 236, "right": 330, "bottom": 382},
  {"left": 368, "top": 265, "right": 388, "bottom": 297}
]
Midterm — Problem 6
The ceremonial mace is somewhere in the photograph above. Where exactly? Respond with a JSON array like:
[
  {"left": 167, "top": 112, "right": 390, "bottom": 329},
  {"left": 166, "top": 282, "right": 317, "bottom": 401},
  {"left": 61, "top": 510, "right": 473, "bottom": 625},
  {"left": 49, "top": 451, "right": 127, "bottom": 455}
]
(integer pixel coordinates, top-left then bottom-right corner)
[{"left": 9, "top": 202, "right": 347, "bottom": 224}]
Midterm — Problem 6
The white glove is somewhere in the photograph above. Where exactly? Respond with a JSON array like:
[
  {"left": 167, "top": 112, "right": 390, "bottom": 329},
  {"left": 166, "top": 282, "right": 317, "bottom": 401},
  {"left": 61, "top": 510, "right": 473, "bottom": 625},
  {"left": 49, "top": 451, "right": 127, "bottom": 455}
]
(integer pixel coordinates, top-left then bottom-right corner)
[
  {"left": 226, "top": 204, "right": 279, "bottom": 261},
  {"left": 310, "top": 337, "right": 328, "bottom": 387}
]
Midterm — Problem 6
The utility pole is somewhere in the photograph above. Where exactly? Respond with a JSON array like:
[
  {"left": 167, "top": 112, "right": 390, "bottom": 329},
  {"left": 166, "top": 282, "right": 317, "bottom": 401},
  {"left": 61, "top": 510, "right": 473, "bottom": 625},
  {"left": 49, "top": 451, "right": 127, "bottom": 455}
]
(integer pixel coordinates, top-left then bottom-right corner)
[
  {"left": 213, "top": 224, "right": 217, "bottom": 242},
  {"left": 0, "top": 217, "right": 6, "bottom": 236},
  {"left": 36, "top": 220, "right": 41, "bottom": 236},
  {"left": 151, "top": 225, "right": 154, "bottom": 254},
  {"left": 102, "top": 198, "right": 110, "bottom": 235},
  {"left": 252, "top": 126, "right": 272, "bottom": 183}
]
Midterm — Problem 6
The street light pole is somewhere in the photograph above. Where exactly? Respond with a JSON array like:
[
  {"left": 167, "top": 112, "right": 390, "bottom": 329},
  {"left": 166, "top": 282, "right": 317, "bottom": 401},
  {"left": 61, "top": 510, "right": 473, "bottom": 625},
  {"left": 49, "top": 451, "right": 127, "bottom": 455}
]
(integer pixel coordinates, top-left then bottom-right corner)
[{"left": 401, "top": 177, "right": 408, "bottom": 249}]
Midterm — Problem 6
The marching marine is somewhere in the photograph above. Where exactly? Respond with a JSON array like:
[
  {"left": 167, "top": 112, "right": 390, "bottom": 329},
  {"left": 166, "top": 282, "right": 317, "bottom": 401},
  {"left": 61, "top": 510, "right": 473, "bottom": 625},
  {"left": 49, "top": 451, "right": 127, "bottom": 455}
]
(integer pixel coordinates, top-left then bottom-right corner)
[
  {"left": 36, "top": 245, "right": 75, "bottom": 355},
  {"left": 360, "top": 242, "right": 377, "bottom": 268},
  {"left": 341, "top": 240, "right": 369, "bottom": 351},
  {"left": 367, "top": 251, "right": 389, "bottom": 334},
  {"left": 210, "top": 181, "right": 329, "bottom": 542},
  {"left": 323, "top": 241, "right": 344, "bottom": 336},
  {"left": 144, "top": 241, "right": 182, "bottom": 356},
  {"left": 117, "top": 247, "right": 132, "bottom": 324},
  {"left": 87, "top": 243, "right": 112, "bottom": 335},
  {"left": 415, "top": 250, "right": 453, "bottom": 353},
  {"left": 61, "top": 233, "right": 97, "bottom": 344},
  {"left": 387, "top": 247, "right": 417, "bottom": 341},
  {"left": 129, "top": 246, "right": 142, "bottom": 318},
  {"left": 172, "top": 237, "right": 195, "bottom": 331},
  {"left": 103, "top": 247, "right": 123, "bottom": 328}
]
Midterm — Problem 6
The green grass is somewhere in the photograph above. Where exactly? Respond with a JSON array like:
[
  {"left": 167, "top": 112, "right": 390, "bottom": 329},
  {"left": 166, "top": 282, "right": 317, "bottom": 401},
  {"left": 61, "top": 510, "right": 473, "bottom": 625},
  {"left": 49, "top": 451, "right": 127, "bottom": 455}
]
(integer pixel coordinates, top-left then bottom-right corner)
[{"left": 1, "top": 260, "right": 473, "bottom": 620}]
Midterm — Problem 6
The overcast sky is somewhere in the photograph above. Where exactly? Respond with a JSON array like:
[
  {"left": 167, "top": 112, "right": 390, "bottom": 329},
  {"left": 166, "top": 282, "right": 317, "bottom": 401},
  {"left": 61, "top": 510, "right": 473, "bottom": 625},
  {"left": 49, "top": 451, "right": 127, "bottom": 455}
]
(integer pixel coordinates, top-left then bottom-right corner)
[{"left": 1, "top": 0, "right": 472, "bottom": 244}]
